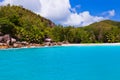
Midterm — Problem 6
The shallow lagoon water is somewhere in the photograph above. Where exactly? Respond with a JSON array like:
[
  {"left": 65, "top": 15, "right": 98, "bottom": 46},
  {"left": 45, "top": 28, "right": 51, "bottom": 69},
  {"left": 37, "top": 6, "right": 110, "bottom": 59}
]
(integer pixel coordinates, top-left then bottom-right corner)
[{"left": 0, "top": 46, "right": 120, "bottom": 80}]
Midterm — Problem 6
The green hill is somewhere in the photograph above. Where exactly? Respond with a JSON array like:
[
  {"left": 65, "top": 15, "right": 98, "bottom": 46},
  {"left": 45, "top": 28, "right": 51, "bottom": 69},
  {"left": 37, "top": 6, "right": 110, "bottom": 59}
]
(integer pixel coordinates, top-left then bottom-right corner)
[
  {"left": 100, "top": 20, "right": 120, "bottom": 27},
  {"left": 0, "top": 5, "right": 55, "bottom": 43},
  {"left": 84, "top": 20, "right": 120, "bottom": 43},
  {"left": 0, "top": 5, "right": 120, "bottom": 44}
]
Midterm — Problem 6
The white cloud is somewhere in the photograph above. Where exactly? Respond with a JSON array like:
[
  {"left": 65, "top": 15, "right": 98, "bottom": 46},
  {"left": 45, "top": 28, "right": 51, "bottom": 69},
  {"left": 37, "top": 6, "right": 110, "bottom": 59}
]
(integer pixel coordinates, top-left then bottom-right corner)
[
  {"left": 108, "top": 10, "right": 115, "bottom": 16},
  {"left": 102, "top": 9, "right": 115, "bottom": 18},
  {"left": 62, "top": 11, "right": 105, "bottom": 27},
  {"left": 0, "top": 0, "right": 115, "bottom": 27},
  {"left": 70, "top": 5, "right": 81, "bottom": 13},
  {"left": 39, "top": 0, "right": 71, "bottom": 22},
  {"left": 0, "top": 0, "right": 41, "bottom": 12}
]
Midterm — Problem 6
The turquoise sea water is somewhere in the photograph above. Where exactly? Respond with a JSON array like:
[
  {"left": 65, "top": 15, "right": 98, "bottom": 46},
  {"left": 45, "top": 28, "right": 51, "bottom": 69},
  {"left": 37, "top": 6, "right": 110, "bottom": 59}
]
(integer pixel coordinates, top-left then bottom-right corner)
[{"left": 0, "top": 46, "right": 120, "bottom": 80}]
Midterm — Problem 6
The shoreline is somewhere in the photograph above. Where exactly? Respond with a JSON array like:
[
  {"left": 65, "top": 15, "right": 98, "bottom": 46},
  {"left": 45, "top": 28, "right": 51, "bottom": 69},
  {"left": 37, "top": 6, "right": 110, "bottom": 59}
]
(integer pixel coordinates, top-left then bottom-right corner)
[
  {"left": 1, "top": 43, "right": 120, "bottom": 50},
  {"left": 62, "top": 43, "right": 120, "bottom": 46}
]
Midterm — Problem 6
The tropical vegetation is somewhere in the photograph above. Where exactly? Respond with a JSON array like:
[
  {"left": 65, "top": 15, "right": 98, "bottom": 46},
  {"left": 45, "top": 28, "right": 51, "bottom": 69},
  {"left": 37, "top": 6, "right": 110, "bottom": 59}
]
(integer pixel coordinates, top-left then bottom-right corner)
[{"left": 0, "top": 5, "right": 120, "bottom": 43}]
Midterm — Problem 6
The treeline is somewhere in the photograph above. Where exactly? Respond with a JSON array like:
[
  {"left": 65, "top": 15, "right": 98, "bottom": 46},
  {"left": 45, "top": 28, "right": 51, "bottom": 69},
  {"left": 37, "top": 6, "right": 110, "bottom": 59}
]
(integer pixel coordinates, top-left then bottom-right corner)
[
  {"left": 51, "top": 22, "right": 120, "bottom": 43},
  {"left": 0, "top": 5, "right": 120, "bottom": 43}
]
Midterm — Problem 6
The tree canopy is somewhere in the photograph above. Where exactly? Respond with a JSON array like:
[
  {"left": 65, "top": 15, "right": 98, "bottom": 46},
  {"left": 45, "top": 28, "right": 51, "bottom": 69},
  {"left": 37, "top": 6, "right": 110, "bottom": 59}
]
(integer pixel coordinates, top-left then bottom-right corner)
[{"left": 0, "top": 5, "right": 120, "bottom": 43}]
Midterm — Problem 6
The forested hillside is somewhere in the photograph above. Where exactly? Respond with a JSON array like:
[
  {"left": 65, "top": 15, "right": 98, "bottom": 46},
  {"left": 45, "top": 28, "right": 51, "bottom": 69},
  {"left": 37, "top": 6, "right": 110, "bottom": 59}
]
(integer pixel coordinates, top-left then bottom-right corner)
[
  {"left": 0, "top": 5, "right": 55, "bottom": 43},
  {"left": 0, "top": 5, "right": 120, "bottom": 43}
]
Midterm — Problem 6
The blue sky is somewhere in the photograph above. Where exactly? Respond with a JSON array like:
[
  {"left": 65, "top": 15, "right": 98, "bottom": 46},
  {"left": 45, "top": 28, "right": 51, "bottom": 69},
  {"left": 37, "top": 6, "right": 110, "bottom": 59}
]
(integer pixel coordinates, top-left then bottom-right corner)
[
  {"left": 0, "top": 0, "right": 120, "bottom": 26},
  {"left": 70, "top": 0, "right": 120, "bottom": 21}
]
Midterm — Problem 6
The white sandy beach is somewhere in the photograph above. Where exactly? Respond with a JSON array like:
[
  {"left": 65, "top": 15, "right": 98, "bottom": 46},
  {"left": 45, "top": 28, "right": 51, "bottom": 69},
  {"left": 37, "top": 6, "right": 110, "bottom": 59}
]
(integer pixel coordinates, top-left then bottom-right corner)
[{"left": 62, "top": 43, "right": 120, "bottom": 46}]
